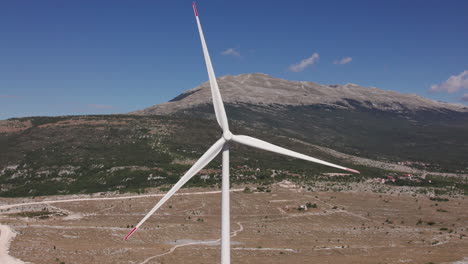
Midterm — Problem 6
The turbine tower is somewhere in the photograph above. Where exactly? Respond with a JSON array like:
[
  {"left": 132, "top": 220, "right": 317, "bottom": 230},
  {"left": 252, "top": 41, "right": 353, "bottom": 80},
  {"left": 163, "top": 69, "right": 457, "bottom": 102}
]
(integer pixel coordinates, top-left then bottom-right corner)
[{"left": 124, "top": 2, "right": 360, "bottom": 263}]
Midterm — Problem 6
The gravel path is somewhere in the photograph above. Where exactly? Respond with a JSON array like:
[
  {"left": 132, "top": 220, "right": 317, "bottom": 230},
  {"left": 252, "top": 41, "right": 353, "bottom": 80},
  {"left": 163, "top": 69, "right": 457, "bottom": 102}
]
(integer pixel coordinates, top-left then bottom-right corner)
[{"left": 0, "top": 224, "right": 25, "bottom": 264}]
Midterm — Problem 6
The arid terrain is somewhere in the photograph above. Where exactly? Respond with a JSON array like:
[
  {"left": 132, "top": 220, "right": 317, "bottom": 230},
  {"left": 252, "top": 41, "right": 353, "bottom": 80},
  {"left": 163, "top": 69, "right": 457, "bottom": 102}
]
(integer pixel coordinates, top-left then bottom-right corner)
[{"left": 0, "top": 182, "right": 467, "bottom": 264}]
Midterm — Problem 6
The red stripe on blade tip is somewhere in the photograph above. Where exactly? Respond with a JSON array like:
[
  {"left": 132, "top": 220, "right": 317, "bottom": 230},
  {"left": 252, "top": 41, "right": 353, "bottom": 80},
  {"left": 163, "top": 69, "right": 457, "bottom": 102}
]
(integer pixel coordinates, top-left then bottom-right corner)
[
  {"left": 124, "top": 227, "right": 138, "bottom": 240},
  {"left": 192, "top": 2, "right": 198, "bottom": 16},
  {"left": 345, "top": 168, "right": 360, "bottom": 174}
]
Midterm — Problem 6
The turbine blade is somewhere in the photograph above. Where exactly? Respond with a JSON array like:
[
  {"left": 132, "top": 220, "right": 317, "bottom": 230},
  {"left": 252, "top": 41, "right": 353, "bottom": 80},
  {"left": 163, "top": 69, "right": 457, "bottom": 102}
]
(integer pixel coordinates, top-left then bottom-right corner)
[
  {"left": 193, "top": 2, "right": 229, "bottom": 131},
  {"left": 124, "top": 137, "right": 226, "bottom": 240},
  {"left": 232, "top": 135, "right": 360, "bottom": 174}
]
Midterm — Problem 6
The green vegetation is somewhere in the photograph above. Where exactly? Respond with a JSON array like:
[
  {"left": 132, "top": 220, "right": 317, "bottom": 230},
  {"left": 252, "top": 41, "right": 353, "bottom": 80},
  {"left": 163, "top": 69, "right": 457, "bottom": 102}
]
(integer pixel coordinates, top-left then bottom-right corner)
[
  {"left": 200, "top": 103, "right": 468, "bottom": 173},
  {"left": 1, "top": 109, "right": 467, "bottom": 198},
  {"left": 390, "top": 175, "right": 468, "bottom": 196},
  {"left": 243, "top": 187, "right": 253, "bottom": 193},
  {"left": 430, "top": 197, "right": 449, "bottom": 202},
  {"left": 14, "top": 210, "right": 60, "bottom": 219},
  {"left": 2, "top": 115, "right": 362, "bottom": 196}
]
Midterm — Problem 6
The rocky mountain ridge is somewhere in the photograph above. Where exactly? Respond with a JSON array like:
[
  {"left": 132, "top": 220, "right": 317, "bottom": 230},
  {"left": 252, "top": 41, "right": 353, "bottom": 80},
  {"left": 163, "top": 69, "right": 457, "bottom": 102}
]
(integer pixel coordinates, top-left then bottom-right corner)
[{"left": 133, "top": 73, "right": 467, "bottom": 115}]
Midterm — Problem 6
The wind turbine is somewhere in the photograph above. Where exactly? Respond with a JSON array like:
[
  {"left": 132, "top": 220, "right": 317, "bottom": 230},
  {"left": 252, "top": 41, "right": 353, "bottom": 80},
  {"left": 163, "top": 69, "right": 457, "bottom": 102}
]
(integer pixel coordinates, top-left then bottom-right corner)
[{"left": 124, "top": 2, "right": 360, "bottom": 263}]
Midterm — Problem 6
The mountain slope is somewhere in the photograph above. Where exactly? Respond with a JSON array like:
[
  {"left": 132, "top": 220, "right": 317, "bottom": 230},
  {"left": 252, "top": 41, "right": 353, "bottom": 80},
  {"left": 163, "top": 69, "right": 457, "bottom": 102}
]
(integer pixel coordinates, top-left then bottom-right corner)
[
  {"left": 1, "top": 74, "right": 467, "bottom": 197},
  {"left": 133, "top": 73, "right": 468, "bottom": 115},
  {"left": 0, "top": 115, "right": 376, "bottom": 197},
  {"left": 133, "top": 73, "right": 468, "bottom": 172}
]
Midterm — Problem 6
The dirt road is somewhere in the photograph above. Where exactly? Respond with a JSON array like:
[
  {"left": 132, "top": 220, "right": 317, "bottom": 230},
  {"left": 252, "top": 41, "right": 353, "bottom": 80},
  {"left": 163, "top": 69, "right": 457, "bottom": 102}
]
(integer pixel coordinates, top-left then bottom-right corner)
[
  {"left": 0, "top": 188, "right": 244, "bottom": 264},
  {"left": 0, "top": 224, "right": 25, "bottom": 264}
]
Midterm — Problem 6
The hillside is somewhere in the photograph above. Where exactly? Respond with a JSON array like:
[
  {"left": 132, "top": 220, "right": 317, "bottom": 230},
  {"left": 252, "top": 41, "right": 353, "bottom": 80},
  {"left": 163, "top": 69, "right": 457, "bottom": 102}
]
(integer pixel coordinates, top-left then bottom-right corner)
[
  {"left": 135, "top": 73, "right": 468, "bottom": 172},
  {"left": 1, "top": 74, "right": 467, "bottom": 197},
  {"left": 0, "top": 115, "right": 378, "bottom": 197}
]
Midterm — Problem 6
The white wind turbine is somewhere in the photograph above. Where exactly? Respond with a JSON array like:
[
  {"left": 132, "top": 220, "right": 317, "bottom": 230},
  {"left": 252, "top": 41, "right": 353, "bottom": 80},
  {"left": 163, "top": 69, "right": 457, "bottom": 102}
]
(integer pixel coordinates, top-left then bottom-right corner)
[{"left": 124, "top": 2, "right": 360, "bottom": 263}]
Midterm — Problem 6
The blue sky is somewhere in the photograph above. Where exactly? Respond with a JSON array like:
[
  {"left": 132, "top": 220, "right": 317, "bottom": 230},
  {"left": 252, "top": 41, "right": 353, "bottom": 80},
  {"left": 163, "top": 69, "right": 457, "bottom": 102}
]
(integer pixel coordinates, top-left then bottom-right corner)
[{"left": 1, "top": 0, "right": 467, "bottom": 119}]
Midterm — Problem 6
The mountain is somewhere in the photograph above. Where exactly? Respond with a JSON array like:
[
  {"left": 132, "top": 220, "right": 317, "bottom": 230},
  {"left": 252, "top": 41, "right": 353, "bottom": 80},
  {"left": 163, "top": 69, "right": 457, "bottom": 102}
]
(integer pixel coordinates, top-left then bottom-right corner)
[
  {"left": 133, "top": 73, "right": 468, "bottom": 115},
  {"left": 1, "top": 74, "right": 467, "bottom": 197},
  {"left": 133, "top": 73, "right": 468, "bottom": 172}
]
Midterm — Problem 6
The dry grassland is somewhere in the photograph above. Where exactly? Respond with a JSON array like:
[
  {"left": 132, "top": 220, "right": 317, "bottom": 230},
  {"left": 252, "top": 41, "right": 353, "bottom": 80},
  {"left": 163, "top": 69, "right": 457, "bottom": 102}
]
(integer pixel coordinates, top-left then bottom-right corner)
[{"left": 1, "top": 184, "right": 467, "bottom": 264}]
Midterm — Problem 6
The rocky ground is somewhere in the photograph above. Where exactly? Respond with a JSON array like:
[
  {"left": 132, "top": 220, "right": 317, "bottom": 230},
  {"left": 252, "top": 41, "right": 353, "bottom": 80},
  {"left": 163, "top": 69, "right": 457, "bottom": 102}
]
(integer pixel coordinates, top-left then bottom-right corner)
[{"left": 0, "top": 183, "right": 467, "bottom": 264}]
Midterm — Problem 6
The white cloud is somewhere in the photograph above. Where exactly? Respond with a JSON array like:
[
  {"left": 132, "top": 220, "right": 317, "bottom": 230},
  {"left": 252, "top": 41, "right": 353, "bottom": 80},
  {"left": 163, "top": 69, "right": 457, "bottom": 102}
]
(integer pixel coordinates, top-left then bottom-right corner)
[
  {"left": 88, "top": 104, "right": 115, "bottom": 110},
  {"left": 289, "top": 53, "right": 320, "bottom": 72},
  {"left": 221, "top": 48, "right": 240, "bottom": 57},
  {"left": 333, "top": 57, "right": 353, "bottom": 65},
  {"left": 430, "top": 70, "right": 468, "bottom": 93},
  {"left": 461, "top": 94, "right": 468, "bottom": 102}
]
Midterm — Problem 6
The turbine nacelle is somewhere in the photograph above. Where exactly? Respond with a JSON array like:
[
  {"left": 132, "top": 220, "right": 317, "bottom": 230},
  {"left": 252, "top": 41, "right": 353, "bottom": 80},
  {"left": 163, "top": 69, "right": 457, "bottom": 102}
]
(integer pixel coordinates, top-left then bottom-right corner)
[{"left": 223, "top": 131, "right": 233, "bottom": 141}]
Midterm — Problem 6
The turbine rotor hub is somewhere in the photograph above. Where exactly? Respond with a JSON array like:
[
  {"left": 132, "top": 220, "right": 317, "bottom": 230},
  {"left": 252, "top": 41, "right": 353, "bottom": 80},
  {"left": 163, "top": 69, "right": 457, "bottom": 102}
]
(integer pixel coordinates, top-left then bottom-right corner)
[{"left": 223, "top": 131, "right": 233, "bottom": 141}]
